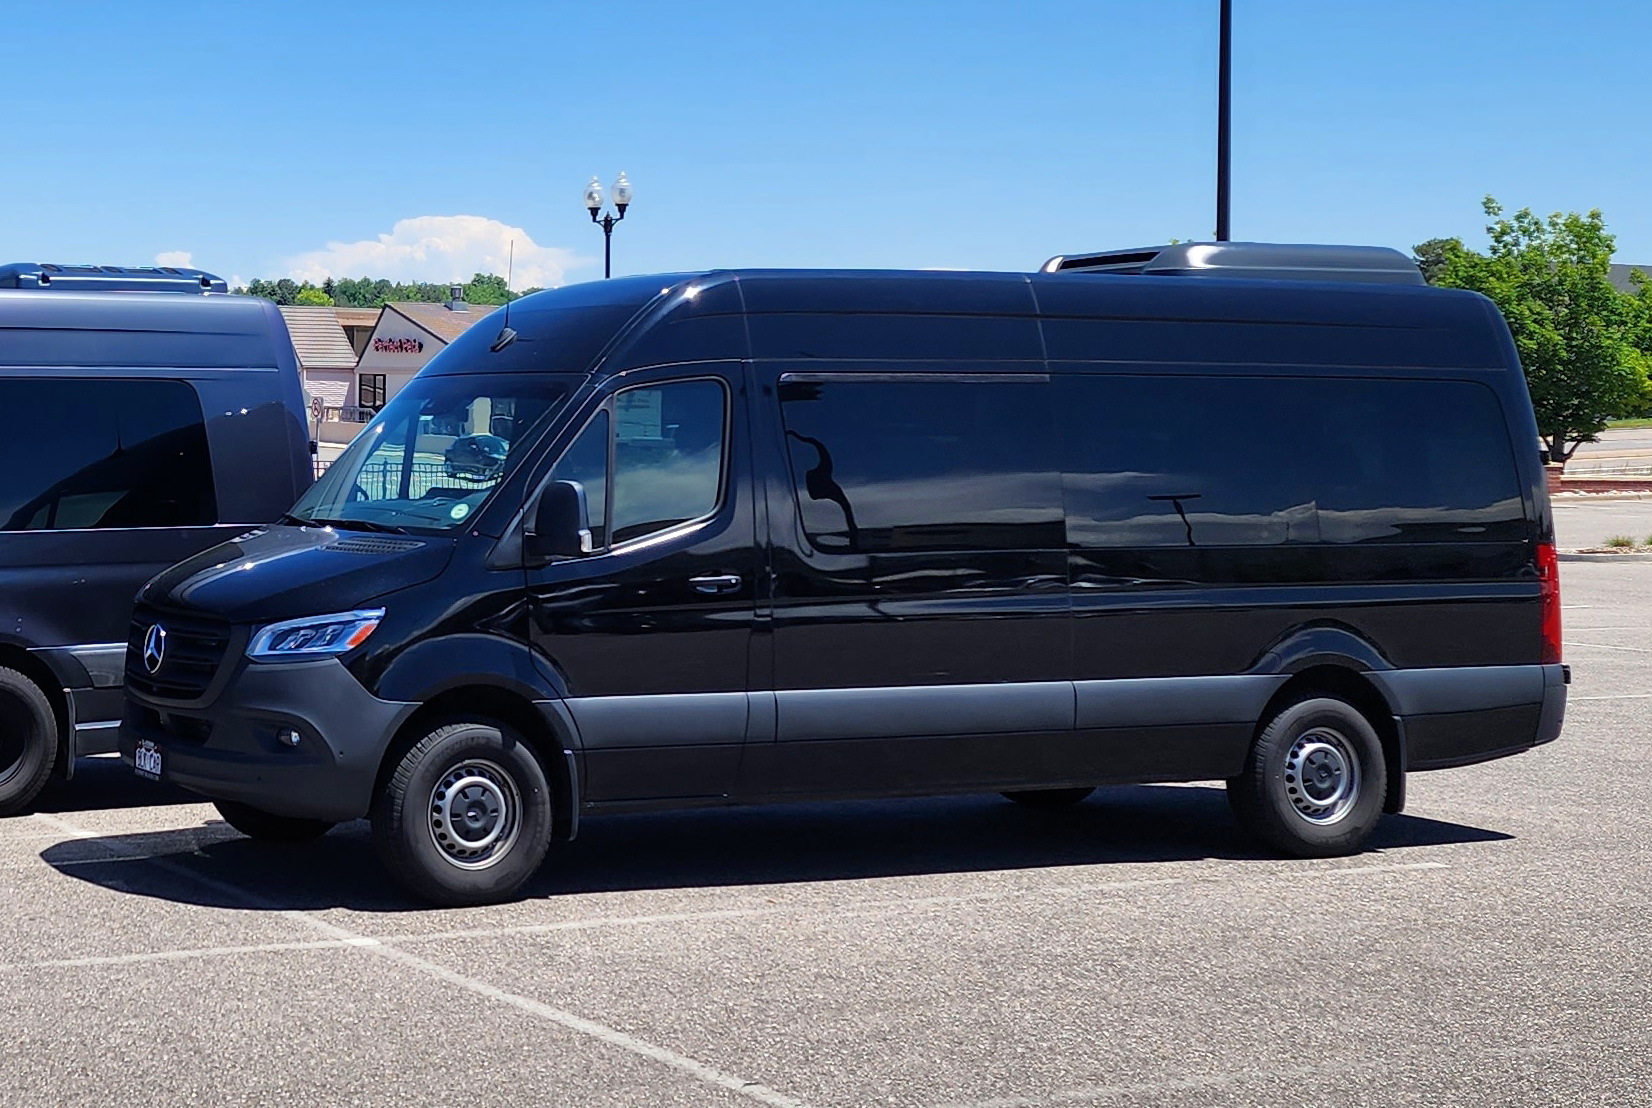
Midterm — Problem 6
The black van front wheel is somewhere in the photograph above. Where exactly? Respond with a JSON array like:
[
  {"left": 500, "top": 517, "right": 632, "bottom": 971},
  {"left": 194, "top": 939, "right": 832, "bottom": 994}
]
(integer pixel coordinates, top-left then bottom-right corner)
[
  {"left": 0, "top": 667, "right": 59, "bottom": 817},
  {"left": 371, "top": 720, "right": 553, "bottom": 906},
  {"left": 1228, "top": 696, "right": 1387, "bottom": 857}
]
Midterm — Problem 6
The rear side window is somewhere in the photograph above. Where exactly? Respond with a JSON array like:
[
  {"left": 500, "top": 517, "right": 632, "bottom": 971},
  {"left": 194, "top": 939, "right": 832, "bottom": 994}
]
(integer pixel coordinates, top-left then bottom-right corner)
[
  {"left": 777, "top": 375, "right": 1063, "bottom": 553},
  {"left": 0, "top": 378, "right": 217, "bottom": 531},
  {"left": 1060, "top": 375, "right": 1524, "bottom": 547}
]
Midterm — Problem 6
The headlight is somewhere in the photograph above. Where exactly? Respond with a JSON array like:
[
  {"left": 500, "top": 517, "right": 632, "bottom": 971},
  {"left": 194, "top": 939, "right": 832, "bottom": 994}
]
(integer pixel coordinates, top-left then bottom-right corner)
[{"left": 247, "top": 609, "right": 384, "bottom": 661}]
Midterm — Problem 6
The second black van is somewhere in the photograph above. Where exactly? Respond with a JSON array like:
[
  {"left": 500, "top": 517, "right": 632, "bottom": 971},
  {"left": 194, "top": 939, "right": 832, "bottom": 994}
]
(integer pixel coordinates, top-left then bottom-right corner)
[
  {"left": 120, "top": 247, "right": 1566, "bottom": 905},
  {"left": 0, "top": 263, "right": 312, "bottom": 814}
]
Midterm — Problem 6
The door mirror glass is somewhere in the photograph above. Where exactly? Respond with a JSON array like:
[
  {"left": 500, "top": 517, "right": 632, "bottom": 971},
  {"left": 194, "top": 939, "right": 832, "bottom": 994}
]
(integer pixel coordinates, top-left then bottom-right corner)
[{"left": 526, "top": 480, "right": 593, "bottom": 558}]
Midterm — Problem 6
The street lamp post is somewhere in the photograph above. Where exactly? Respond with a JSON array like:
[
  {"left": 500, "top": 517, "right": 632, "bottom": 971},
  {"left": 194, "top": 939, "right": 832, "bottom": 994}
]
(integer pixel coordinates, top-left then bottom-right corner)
[
  {"left": 1216, "top": 0, "right": 1232, "bottom": 241},
  {"left": 585, "top": 172, "right": 633, "bottom": 279}
]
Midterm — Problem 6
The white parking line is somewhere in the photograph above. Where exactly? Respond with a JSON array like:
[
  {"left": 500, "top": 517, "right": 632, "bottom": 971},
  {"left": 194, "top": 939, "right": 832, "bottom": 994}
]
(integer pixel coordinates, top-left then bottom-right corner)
[
  {"left": 0, "top": 938, "right": 363, "bottom": 972},
  {"left": 1571, "top": 693, "right": 1652, "bottom": 701},
  {"left": 23, "top": 814, "right": 1456, "bottom": 1107},
  {"left": 29, "top": 812, "right": 809, "bottom": 1108},
  {"left": 1563, "top": 641, "right": 1652, "bottom": 653}
]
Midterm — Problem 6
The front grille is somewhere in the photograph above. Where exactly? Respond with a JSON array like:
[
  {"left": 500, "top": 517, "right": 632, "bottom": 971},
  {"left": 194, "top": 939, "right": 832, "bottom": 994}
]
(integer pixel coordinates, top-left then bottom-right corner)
[
  {"left": 126, "top": 606, "right": 231, "bottom": 701},
  {"left": 329, "top": 537, "right": 424, "bottom": 555}
]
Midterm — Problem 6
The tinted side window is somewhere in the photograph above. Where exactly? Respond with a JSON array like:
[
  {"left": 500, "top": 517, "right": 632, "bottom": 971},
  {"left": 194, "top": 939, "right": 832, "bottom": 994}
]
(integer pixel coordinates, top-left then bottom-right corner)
[
  {"left": 0, "top": 378, "right": 217, "bottom": 531},
  {"left": 1060, "top": 375, "right": 1524, "bottom": 548},
  {"left": 778, "top": 376, "right": 1062, "bottom": 553}
]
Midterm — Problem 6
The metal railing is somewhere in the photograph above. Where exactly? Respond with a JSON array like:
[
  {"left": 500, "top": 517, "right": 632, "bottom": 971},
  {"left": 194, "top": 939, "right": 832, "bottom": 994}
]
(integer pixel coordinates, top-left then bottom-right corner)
[{"left": 309, "top": 458, "right": 498, "bottom": 497}]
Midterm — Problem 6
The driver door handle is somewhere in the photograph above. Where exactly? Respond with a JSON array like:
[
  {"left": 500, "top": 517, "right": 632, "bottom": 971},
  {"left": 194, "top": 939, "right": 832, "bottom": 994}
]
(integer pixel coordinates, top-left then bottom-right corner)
[{"left": 689, "top": 574, "right": 742, "bottom": 595}]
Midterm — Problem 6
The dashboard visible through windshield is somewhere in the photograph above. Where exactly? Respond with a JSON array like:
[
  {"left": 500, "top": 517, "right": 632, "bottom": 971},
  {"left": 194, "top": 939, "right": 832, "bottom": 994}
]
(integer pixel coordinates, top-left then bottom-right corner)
[{"left": 291, "top": 374, "right": 573, "bottom": 533}]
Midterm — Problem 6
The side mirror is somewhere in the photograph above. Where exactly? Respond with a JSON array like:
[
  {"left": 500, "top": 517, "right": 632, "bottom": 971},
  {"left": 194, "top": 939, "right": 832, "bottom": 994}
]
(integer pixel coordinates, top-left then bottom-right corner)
[
  {"left": 1538, "top": 446, "right": 1552, "bottom": 465},
  {"left": 526, "top": 480, "right": 593, "bottom": 559}
]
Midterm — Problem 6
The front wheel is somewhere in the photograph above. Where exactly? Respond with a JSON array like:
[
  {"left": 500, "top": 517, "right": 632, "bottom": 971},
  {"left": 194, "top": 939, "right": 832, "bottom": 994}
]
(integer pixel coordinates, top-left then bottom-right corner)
[
  {"left": 0, "top": 667, "right": 60, "bottom": 817},
  {"left": 214, "top": 799, "right": 335, "bottom": 842},
  {"left": 1227, "top": 696, "right": 1387, "bottom": 857},
  {"left": 371, "top": 720, "right": 553, "bottom": 906}
]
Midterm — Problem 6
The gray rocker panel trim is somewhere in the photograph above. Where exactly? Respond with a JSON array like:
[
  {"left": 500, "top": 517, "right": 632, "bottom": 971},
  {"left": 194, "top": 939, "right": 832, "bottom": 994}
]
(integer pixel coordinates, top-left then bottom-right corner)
[
  {"left": 774, "top": 682, "right": 1073, "bottom": 742},
  {"left": 564, "top": 691, "right": 749, "bottom": 749},
  {"left": 559, "top": 667, "right": 1555, "bottom": 751},
  {"left": 1074, "top": 675, "right": 1289, "bottom": 730}
]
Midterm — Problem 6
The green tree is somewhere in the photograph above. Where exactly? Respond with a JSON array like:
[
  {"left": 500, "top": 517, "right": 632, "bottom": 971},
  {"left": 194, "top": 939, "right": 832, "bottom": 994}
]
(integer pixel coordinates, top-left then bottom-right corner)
[
  {"left": 1424, "top": 197, "right": 1648, "bottom": 462},
  {"left": 294, "top": 286, "right": 333, "bottom": 306},
  {"left": 461, "top": 272, "right": 518, "bottom": 305},
  {"left": 1412, "top": 237, "right": 1466, "bottom": 286}
]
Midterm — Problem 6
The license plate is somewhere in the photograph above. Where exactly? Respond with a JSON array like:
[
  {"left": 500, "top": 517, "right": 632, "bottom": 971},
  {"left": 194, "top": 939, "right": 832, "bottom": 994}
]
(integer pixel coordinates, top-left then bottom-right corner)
[{"left": 134, "top": 739, "right": 163, "bottom": 781}]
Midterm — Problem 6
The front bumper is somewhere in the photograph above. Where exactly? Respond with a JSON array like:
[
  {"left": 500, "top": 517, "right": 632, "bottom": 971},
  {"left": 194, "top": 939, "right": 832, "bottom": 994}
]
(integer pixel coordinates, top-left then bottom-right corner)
[{"left": 119, "top": 656, "right": 418, "bottom": 822}]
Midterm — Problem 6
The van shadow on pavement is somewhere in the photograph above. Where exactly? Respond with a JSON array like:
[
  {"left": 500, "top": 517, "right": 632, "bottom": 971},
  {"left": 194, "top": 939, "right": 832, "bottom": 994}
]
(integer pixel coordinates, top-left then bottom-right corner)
[
  {"left": 33, "top": 755, "right": 200, "bottom": 813},
  {"left": 39, "top": 784, "right": 1512, "bottom": 914}
]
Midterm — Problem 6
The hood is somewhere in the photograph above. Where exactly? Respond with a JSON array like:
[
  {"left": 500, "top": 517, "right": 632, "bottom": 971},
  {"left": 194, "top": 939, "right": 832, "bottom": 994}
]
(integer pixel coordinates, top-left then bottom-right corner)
[{"left": 138, "top": 524, "right": 456, "bottom": 624}]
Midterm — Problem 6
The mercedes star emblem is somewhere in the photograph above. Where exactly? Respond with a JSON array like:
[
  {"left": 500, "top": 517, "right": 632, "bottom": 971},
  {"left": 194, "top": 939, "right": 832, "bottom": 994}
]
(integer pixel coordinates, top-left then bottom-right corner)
[{"left": 142, "top": 624, "right": 168, "bottom": 675}]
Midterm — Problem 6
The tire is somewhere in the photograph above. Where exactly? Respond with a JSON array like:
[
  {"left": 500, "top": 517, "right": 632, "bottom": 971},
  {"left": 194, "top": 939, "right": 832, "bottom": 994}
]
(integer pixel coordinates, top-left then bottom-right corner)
[
  {"left": 0, "top": 667, "right": 59, "bottom": 817},
  {"left": 371, "top": 720, "right": 553, "bottom": 907},
  {"left": 1227, "top": 696, "right": 1388, "bottom": 857},
  {"left": 214, "top": 799, "right": 335, "bottom": 842},
  {"left": 1001, "top": 787, "right": 1095, "bottom": 810}
]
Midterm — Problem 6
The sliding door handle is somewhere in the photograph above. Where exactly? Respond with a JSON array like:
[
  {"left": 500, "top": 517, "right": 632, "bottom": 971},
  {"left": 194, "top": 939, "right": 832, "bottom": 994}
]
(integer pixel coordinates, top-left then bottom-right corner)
[{"left": 689, "top": 574, "right": 743, "bottom": 595}]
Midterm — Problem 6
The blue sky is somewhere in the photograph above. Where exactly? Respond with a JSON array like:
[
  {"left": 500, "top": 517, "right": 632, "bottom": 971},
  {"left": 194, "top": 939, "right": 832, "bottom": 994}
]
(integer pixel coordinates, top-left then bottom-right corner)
[{"left": 4, "top": 1, "right": 1649, "bottom": 287}]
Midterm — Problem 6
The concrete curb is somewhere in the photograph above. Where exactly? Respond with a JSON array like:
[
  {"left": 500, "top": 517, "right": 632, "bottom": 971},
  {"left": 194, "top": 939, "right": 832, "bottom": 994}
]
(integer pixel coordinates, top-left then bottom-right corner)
[{"left": 1559, "top": 551, "right": 1652, "bottom": 563}]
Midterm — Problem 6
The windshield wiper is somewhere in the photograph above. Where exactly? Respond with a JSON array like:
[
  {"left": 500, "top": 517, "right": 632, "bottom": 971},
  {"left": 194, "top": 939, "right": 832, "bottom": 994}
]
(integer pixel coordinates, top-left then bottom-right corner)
[
  {"left": 300, "top": 516, "right": 410, "bottom": 535},
  {"left": 278, "top": 512, "right": 311, "bottom": 527}
]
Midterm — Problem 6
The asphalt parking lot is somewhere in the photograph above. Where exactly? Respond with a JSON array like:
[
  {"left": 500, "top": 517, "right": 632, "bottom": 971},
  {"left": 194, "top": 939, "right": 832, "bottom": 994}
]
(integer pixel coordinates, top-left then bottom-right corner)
[{"left": 3, "top": 565, "right": 1650, "bottom": 1107}]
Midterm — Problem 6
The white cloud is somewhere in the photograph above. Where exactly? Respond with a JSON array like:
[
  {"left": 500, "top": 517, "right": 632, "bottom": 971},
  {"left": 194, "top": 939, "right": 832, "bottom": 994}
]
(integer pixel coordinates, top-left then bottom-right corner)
[
  {"left": 155, "top": 250, "right": 193, "bottom": 267},
  {"left": 282, "top": 215, "right": 585, "bottom": 290}
]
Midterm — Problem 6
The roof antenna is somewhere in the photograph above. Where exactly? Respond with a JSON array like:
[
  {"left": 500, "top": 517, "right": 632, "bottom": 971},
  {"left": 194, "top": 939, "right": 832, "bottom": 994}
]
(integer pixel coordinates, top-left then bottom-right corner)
[{"left": 490, "top": 239, "right": 518, "bottom": 352}]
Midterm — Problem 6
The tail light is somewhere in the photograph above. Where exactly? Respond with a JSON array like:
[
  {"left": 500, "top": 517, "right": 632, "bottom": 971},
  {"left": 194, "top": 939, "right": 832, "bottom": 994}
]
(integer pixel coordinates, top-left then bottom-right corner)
[{"left": 1537, "top": 541, "right": 1562, "bottom": 664}]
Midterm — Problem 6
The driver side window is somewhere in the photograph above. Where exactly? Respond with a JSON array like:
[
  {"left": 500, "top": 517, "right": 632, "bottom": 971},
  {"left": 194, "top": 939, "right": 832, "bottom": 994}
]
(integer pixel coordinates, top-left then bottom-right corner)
[{"left": 544, "top": 379, "right": 727, "bottom": 552}]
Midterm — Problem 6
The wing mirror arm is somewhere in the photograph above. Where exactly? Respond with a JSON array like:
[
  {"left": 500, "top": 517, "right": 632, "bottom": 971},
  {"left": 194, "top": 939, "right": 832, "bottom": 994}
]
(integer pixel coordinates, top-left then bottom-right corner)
[{"left": 524, "top": 480, "right": 594, "bottom": 560}]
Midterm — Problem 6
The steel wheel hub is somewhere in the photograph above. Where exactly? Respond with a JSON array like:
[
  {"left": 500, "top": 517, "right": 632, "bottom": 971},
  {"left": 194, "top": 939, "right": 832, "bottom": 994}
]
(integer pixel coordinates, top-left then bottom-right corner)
[
  {"left": 1282, "top": 728, "right": 1359, "bottom": 825},
  {"left": 428, "top": 759, "right": 521, "bottom": 870}
]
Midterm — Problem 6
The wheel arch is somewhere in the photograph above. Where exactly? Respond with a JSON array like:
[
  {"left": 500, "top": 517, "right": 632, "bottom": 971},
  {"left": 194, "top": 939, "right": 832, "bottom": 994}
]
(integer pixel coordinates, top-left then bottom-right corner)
[
  {"left": 1253, "top": 663, "right": 1405, "bottom": 815},
  {"left": 373, "top": 682, "right": 580, "bottom": 843}
]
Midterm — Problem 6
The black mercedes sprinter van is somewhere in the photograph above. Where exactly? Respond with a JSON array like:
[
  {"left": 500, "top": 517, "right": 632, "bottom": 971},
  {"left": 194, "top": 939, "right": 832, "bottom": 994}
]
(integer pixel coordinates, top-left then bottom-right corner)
[
  {"left": 0, "top": 263, "right": 312, "bottom": 814},
  {"left": 120, "top": 245, "right": 1567, "bottom": 905}
]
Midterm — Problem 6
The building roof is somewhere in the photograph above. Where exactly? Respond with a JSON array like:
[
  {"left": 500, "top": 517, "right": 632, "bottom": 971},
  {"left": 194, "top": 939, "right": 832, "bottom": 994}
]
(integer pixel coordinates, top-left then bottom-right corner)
[
  {"left": 385, "top": 300, "right": 500, "bottom": 344},
  {"left": 277, "top": 305, "right": 359, "bottom": 369},
  {"left": 1610, "top": 263, "right": 1650, "bottom": 294},
  {"left": 332, "top": 307, "right": 381, "bottom": 329}
]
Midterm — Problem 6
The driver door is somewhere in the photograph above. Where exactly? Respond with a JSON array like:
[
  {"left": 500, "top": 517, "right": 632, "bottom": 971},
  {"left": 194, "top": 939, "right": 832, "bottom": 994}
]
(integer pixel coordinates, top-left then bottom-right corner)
[{"left": 523, "top": 363, "right": 758, "bottom": 803}]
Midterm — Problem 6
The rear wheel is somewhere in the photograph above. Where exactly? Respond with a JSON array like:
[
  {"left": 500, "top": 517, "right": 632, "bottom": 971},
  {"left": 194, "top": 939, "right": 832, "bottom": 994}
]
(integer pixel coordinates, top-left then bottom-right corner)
[
  {"left": 371, "top": 720, "right": 553, "bottom": 907},
  {"left": 214, "top": 799, "right": 335, "bottom": 842},
  {"left": 1001, "top": 787, "right": 1095, "bottom": 810},
  {"left": 1227, "top": 696, "right": 1387, "bottom": 857},
  {"left": 0, "top": 667, "right": 59, "bottom": 817}
]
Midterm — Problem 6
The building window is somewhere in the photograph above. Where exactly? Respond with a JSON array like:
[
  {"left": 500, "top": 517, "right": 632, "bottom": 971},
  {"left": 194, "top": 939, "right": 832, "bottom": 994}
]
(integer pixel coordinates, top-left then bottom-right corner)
[{"left": 359, "top": 373, "right": 387, "bottom": 413}]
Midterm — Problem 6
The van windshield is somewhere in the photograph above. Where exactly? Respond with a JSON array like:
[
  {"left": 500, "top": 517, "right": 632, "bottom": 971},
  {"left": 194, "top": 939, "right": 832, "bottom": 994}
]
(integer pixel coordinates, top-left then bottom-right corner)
[{"left": 290, "top": 375, "right": 572, "bottom": 534}]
